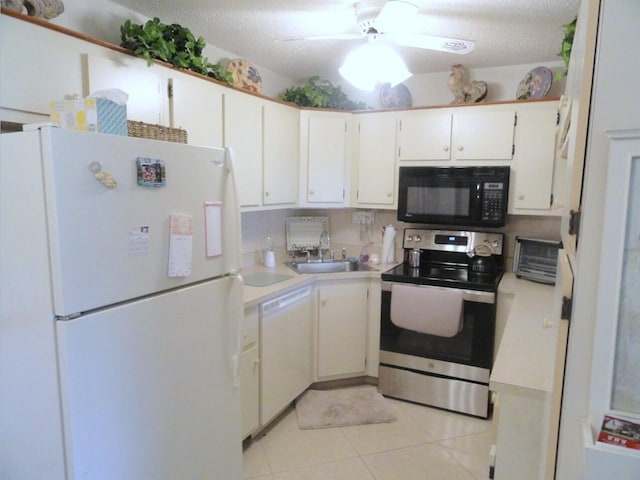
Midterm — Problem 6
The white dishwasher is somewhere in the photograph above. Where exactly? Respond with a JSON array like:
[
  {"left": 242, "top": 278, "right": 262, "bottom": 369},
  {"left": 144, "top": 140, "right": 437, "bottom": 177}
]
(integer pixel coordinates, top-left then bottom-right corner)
[{"left": 260, "top": 285, "right": 313, "bottom": 426}]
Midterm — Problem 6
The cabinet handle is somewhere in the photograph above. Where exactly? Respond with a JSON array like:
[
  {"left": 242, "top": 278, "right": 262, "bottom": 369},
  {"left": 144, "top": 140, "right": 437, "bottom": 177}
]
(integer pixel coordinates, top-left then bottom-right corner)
[
  {"left": 457, "top": 145, "right": 464, "bottom": 151},
  {"left": 443, "top": 146, "right": 449, "bottom": 152}
]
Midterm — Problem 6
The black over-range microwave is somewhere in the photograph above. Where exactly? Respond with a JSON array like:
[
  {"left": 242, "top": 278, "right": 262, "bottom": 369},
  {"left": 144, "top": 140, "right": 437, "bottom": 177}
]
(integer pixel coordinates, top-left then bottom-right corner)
[{"left": 397, "top": 166, "right": 510, "bottom": 227}]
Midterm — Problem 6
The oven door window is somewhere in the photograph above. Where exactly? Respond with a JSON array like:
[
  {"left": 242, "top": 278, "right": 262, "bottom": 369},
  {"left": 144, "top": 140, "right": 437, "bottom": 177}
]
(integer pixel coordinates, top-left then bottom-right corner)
[{"left": 380, "top": 290, "right": 495, "bottom": 369}]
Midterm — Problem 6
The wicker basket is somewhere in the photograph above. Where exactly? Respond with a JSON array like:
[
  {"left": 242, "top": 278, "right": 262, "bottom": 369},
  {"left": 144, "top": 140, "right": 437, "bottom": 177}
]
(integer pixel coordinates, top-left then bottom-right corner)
[{"left": 127, "top": 120, "right": 188, "bottom": 144}]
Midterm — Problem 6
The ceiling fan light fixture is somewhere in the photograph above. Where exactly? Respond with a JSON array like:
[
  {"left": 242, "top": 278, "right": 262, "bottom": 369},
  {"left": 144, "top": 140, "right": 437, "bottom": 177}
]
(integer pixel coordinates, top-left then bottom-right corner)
[{"left": 339, "top": 42, "right": 412, "bottom": 91}]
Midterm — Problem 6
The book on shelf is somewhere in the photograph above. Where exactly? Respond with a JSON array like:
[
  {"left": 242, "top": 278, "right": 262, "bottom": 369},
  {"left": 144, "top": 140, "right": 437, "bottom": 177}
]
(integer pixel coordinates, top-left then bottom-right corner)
[{"left": 596, "top": 412, "right": 640, "bottom": 452}]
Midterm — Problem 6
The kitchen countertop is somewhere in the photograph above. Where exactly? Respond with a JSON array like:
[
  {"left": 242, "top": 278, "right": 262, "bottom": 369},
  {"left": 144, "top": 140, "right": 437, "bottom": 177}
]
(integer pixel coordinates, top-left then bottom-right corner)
[
  {"left": 491, "top": 273, "right": 558, "bottom": 398},
  {"left": 241, "top": 261, "right": 395, "bottom": 309}
]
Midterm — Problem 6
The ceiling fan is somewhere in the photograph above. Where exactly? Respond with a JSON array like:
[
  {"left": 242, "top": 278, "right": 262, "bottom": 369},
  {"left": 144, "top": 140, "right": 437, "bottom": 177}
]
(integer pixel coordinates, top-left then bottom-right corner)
[{"left": 275, "top": 0, "right": 475, "bottom": 55}]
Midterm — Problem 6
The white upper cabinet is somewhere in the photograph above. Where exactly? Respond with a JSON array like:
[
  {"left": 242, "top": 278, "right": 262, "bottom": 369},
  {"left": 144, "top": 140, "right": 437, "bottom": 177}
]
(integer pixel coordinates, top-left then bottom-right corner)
[
  {"left": 300, "top": 110, "right": 351, "bottom": 207},
  {"left": 509, "top": 101, "right": 560, "bottom": 214},
  {"left": 223, "top": 90, "right": 263, "bottom": 208},
  {"left": 353, "top": 113, "right": 397, "bottom": 208},
  {"left": 397, "top": 106, "right": 516, "bottom": 163},
  {"left": 452, "top": 108, "right": 515, "bottom": 161},
  {"left": 263, "top": 102, "right": 299, "bottom": 207},
  {"left": 86, "top": 53, "right": 166, "bottom": 125},
  {"left": 1, "top": 15, "right": 85, "bottom": 123},
  {"left": 170, "top": 72, "right": 224, "bottom": 148},
  {"left": 398, "top": 110, "right": 452, "bottom": 161}
]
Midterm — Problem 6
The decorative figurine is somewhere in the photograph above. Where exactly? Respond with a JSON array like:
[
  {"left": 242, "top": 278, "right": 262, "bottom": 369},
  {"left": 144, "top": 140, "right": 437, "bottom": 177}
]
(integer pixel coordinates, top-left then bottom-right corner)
[
  {"left": 448, "top": 64, "right": 488, "bottom": 104},
  {"left": 1, "top": 0, "right": 64, "bottom": 19}
]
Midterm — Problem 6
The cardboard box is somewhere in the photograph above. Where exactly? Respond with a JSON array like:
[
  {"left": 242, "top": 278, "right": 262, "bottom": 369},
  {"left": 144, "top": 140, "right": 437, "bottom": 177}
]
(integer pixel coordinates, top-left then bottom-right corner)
[{"left": 50, "top": 97, "right": 127, "bottom": 136}]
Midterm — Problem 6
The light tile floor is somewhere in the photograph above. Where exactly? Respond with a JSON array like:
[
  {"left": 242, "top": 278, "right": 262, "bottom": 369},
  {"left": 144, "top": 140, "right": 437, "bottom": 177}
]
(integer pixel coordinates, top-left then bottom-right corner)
[{"left": 243, "top": 396, "right": 493, "bottom": 480}]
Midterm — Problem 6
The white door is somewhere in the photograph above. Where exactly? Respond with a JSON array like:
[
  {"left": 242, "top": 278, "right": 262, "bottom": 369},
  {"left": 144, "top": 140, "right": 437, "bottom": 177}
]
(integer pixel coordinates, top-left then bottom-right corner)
[
  {"left": 41, "top": 128, "right": 238, "bottom": 316},
  {"left": 223, "top": 91, "right": 263, "bottom": 207},
  {"left": 56, "top": 278, "right": 242, "bottom": 480},
  {"left": 263, "top": 101, "right": 299, "bottom": 206},
  {"left": 306, "top": 114, "right": 348, "bottom": 204},
  {"left": 317, "top": 281, "right": 368, "bottom": 378},
  {"left": 397, "top": 110, "right": 452, "bottom": 161},
  {"left": 355, "top": 114, "right": 397, "bottom": 206},
  {"left": 86, "top": 54, "right": 165, "bottom": 125},
  {"left": 452, "top": 110, "right": 515, "bottom": 161}
]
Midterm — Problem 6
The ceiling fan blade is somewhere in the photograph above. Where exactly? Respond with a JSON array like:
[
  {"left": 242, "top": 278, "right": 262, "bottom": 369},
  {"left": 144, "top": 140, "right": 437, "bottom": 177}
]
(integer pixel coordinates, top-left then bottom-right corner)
[
  {"left": 274, "top": 33, "right": 363, "bottom": 42},
  {"left": 394, "top": 33, "right": 475, "bottom": 54},
  {"left": 375, "top": 0, "right": 420, "bottom": 33}
]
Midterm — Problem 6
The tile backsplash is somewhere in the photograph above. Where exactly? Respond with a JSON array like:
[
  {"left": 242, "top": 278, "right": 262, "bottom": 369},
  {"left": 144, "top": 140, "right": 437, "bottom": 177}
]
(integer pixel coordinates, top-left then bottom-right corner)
[{"left": 241, "top": 208, "right": 561, "bottom": 270}]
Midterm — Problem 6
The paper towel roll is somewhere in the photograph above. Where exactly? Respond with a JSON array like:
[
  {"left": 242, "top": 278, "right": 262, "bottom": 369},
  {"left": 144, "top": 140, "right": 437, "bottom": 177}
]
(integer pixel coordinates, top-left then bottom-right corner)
[{"left": 382, "top": 225, "right": 396, "bottom": 263}]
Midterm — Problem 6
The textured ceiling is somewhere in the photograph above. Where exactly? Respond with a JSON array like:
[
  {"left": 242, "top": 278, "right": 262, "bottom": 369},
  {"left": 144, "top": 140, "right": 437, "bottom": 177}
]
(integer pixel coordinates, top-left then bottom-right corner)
[{"left": 111, "top": 0, "right": 580, "bottom": 83}]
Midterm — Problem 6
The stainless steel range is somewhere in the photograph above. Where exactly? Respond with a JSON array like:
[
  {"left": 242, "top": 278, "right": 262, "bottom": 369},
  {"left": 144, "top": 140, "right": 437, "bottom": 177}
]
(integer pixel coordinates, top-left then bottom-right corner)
[{"left": 379, "top": 228, "right": 504, "bottom": 418}]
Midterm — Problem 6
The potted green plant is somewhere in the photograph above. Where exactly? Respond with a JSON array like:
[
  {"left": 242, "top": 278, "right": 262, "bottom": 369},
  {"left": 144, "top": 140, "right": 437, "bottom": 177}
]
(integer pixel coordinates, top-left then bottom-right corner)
[
  {"left": 120, "top": 17, "right": 233, "bottom": 84},
  {"left": 555, "top": 17, "right": 577, "bottom": 80},
  {"left": 278, "top": 76, "right": 368, "bottom": 110}
]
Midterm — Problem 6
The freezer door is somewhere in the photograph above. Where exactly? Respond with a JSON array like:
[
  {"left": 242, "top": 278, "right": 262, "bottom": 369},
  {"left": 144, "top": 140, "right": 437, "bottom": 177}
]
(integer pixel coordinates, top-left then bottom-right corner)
[
  {"left": 56, "top": 278, "right": 242, "bottom": 480},
  {"left": 40, "top": 127, "right": 240, "bottom": 316}
]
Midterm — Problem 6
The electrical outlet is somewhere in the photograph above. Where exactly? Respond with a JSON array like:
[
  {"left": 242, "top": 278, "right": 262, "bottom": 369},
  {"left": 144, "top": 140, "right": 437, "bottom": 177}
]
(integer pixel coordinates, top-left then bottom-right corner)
[{"left": 352, "top": 211, "right": 374, "bottom": 224}]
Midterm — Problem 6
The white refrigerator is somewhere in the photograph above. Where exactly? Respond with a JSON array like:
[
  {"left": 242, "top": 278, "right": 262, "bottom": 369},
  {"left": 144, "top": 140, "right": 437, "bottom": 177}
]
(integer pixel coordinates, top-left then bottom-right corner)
[{"left": 0, "top": 126, "right": 243, "bottom": 480}]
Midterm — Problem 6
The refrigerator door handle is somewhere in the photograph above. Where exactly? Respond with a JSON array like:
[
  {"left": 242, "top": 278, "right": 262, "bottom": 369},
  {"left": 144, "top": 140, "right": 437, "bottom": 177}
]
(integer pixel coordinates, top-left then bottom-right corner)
[
  {"left": 223, "top": 147, "right": 243, "bottom": 274},
  {"left": 230, "top": 272, "right": 244, "bottom": 389}
]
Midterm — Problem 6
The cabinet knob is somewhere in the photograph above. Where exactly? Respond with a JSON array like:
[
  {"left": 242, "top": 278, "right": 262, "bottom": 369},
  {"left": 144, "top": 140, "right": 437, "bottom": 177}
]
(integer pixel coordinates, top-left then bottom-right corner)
[
  {"left": 518, "top": 194, "right": 525, "bottom": 200},
  {"left": 265, "top": 191, "right": 270, "bottom": 197},
  {"left": 309, "top": 189, "right": 315, "bottom": 195},
  {"left": 457, "top": 145, "right": 464, "bottom": 151},
  {"left": 387, "top": 192, "right": 392, "bottom": 197},
  {"left": 443, "top": 146, "right": 449, "bottom": 152},
  {"left": 321, "top": 298, "right": 327, "bottom": 306}
]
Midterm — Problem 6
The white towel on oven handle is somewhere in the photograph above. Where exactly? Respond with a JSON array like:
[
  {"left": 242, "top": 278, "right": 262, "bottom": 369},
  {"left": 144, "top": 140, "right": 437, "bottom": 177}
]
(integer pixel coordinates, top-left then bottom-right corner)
[{"left": 390, "top": 284, "right": 463, "bottom": 337}]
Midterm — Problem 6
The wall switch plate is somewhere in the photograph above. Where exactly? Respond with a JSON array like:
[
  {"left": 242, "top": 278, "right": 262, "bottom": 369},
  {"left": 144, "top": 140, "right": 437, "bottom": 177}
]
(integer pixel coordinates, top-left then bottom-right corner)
[{"left": 352, "top": 211, "right": 374, "bottom": 224}]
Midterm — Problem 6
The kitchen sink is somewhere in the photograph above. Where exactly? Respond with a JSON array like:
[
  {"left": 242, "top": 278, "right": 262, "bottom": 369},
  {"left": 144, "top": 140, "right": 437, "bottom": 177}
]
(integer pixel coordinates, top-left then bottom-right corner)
[{"left": 283, "top": 260, "right": 378, "bottom": 274}]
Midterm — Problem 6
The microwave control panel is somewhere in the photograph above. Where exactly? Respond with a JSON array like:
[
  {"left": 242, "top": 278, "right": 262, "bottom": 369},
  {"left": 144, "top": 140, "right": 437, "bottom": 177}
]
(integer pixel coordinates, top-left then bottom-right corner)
[{"left": 481, "top": 182, "right": 507, "bottom": 222}]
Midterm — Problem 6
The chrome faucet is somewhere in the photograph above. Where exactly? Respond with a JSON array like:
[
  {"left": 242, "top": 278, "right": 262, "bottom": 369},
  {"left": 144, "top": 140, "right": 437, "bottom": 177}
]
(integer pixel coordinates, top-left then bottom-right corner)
[
  {"left": 319, "top": 231, "right": 330, "bottom": 262},
  {"left": 341, "top": 247, "right": 347, "bottom": 261}
]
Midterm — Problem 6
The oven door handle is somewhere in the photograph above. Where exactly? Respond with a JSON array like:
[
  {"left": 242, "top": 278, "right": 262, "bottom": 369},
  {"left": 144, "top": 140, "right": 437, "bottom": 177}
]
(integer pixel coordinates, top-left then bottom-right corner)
[{"left": 381, "top": 281, "right": 495, "bottom": 304}]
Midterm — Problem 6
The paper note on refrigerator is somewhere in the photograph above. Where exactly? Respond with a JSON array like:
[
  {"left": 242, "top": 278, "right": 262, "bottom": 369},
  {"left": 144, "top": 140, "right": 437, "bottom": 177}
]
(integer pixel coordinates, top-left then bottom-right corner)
[
  {"left": 204, "top": 202, "right": 223, "bottom": 258},
  {"left": 168, "top": 213, "right": 193, "bottom": 277}
]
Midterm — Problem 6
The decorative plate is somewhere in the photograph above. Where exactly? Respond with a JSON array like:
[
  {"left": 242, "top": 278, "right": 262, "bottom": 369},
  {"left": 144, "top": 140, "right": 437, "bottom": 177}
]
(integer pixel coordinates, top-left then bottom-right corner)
[
  {"left": 226, "top": 58, "right": 263, "bottom": 93},
  {"left": 380, "top": 83, "right": 412, "bottom": 108},
  {"left": 516, "top": 66, "right": 553, "bottom": 100}
]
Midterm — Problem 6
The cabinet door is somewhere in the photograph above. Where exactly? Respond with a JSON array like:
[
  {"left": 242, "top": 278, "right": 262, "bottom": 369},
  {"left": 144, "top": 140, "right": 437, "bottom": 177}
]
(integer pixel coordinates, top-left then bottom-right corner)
[
  {"left": 510, "top": 103, "right": 558, "bottom": 212},
  {"left": 86, "top": 54, "right": 165, "bottom": 125},
  {"left": 241, "top": 306, "right": 260, "bottom": 439},
  {"left": 398, "top": 110, "right": 452, "bottom": 161},
  {"left": 1, "top": 15, "right": 84, "bottom": 121},
  {"left": 223, "top": 91, "right": 263, "bottom": 208},
  {"left": 263, "top": 102, "right": 299, "bottom": 206},
  {"left": 170, "top": 72, "right": 224, "bottom": 148},
  {"left": 305, "top": 113, "right": 349, "bottom": 204},
  {"left": 355, "top": 114, "right": 397, "bottom": 206},
  {"left": 452, "top": 109, "right": 515, "bottom": 161},
  {"left": 317, "top": 281, "right": 368, "bottom": 378}
]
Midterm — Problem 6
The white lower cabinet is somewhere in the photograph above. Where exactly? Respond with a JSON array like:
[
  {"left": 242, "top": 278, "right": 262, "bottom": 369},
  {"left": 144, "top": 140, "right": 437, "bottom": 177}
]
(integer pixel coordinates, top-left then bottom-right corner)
[
  {"left": 317, "top": 279, "right": 369, "bottom": 379},
  {"left": 240, "top": 305, "right": 260, "bottom": 439},
  {"left": 259, "top": 286, "right": 313, "bottom": 426}
]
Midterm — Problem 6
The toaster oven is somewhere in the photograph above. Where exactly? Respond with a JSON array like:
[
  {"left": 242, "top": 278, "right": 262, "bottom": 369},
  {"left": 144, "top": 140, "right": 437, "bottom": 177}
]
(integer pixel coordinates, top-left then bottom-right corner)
[{"left": 513, "top": 237, "right": 561, "bottom": 284}]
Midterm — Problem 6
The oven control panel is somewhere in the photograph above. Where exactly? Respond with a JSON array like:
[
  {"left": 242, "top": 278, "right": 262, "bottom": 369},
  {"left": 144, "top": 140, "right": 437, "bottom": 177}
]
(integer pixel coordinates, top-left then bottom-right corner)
[{"left": 402, "top": 228, "right": 503, "bottom": 255}]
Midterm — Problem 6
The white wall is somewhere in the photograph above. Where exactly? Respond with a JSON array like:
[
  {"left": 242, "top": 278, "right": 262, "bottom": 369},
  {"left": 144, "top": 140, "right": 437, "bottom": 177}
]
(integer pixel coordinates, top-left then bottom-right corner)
[
  {"left": 45, "top": 0, "right": 295, "bottom": 97},
  {"left": 344, "top": 61, "right": 567, "bottom": 109},
  {"left": 42, "top": 0, "right": 566, "bottom": 107}
]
